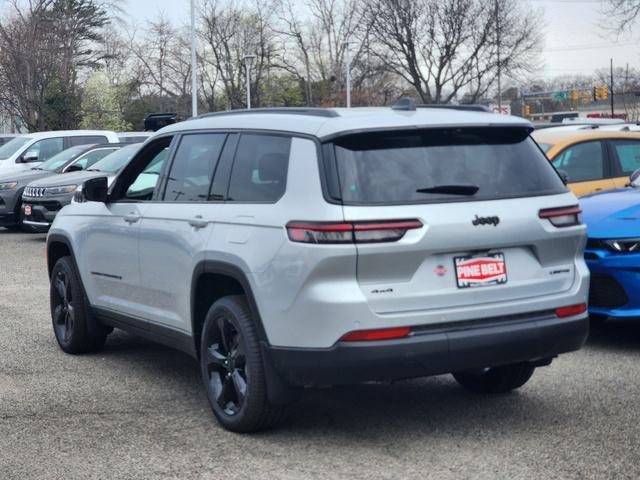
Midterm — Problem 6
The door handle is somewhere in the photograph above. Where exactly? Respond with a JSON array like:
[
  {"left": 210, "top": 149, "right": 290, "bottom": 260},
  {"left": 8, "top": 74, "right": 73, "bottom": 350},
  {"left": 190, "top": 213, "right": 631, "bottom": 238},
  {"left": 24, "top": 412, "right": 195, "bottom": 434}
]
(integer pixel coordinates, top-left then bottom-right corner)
[
  {"left": 123, "top": 213, "right": 140, "bottom": 224},
  {"left": 189, "top": 215, "right": 208, "bottom": 229}
]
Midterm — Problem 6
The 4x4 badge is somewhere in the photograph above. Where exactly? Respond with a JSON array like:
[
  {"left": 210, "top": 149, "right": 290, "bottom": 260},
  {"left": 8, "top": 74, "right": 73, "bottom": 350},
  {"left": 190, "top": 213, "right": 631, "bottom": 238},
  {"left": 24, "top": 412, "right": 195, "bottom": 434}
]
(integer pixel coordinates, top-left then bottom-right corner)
[{"left": 472, "top": 215, "right": 500, "bottom": 227}]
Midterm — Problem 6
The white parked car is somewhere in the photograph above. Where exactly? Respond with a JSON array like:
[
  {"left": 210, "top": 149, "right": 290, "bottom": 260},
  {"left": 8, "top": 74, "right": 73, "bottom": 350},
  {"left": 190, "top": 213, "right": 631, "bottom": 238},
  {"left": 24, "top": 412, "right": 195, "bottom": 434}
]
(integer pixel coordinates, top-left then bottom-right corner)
[{"left": 0, "top": 130, "right": 119, "bottom": 172}]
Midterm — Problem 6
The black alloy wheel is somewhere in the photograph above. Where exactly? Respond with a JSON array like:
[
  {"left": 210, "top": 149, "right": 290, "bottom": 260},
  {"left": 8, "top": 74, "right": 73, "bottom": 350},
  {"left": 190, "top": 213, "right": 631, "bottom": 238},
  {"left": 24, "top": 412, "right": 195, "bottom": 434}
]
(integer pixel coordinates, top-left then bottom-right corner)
[
  {"left": 49, "top": 256, "right": 107, "bottom": 353},
  {"left": 52, "top": 269, "right": 75, "bottom": 345},
  {"left": 204, "top": 315, "right": 248, "bottom": 416},
  {"left": 200, "top": 296, "right": 287, "bottom": 432}
]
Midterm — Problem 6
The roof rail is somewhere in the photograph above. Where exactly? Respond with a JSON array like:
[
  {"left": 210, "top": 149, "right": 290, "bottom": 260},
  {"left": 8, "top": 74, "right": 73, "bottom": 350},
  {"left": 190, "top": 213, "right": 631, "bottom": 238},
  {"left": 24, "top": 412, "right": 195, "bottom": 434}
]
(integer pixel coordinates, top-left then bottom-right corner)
[
  {"left": 197, "top": 107, "right": 340, "bottom": 119},
  {"left": 417, "top": 104, "right": 491, "bottom": 113}
]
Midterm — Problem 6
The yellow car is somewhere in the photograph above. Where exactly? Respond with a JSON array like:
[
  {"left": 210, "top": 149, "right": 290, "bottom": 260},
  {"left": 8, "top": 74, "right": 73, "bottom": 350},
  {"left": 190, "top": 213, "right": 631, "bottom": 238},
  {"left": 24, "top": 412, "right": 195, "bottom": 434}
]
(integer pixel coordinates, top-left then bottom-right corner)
[{"left": 532, "top": 130, "right": 640, "bottom": 196}]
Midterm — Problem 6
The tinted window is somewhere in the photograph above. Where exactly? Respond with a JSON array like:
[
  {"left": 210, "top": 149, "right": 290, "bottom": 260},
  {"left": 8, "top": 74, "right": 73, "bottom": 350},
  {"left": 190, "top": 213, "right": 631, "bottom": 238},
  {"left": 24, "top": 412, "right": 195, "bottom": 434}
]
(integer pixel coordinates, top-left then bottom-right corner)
[
  {"left": 69, "top": 135, "right": 108, "bottom": 146},
  {"left": 23, "top": 137, "right": 64, "bottom": 162},
  {"left": 552, "top": 141, "right": 604, "bottom": 183},
  {"left": 90, "top": 144, "right": 141, "bottom": 173},
  {"left": 333, "top": 128, "right": 566, "bottom": 205},
  {"left": 72, "top": 148, "right": 118, "bottom": 170},
  {"left": 611, "top": 139, "right": 640, "bottom": 175},
  {"left": 163, "top": 133, "right": 226, "bottom": 202},
  {"left": 228, "top": 134, "right": 291, "bottom": 202}
]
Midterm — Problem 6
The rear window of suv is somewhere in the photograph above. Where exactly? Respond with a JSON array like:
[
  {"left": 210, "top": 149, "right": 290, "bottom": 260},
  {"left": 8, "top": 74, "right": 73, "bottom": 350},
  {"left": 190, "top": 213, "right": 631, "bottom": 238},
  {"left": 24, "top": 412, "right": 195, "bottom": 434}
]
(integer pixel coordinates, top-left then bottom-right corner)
[{"left": 330, "top": 127, "right": 567, "bottom": 205}]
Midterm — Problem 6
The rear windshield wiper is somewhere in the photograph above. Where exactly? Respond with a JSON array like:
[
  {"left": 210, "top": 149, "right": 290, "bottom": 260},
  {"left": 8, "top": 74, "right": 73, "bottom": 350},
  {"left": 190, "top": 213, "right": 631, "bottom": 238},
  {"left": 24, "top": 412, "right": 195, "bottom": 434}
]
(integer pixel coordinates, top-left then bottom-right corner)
[{"left": 416, "top": 184, "right": 479, "bottom": 195}]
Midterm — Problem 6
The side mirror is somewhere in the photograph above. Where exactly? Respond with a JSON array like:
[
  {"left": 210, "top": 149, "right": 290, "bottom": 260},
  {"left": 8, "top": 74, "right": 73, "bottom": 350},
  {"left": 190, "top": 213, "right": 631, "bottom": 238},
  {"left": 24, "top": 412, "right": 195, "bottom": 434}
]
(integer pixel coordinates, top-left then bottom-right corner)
[
  {"left": 83, "top": 177, "right": 108, "bottom": 203},
  {"left": 20, "top": 151, "right": 39, "bottom": 163},
  {"left": 630, "top": 169, "right": 640, "bottom": 188},
  {"left": 64, "top": 164, "right": 83, "bottom": 173},
  {"left": 557, "top": 169, "right": 569, "bottom": 185}
]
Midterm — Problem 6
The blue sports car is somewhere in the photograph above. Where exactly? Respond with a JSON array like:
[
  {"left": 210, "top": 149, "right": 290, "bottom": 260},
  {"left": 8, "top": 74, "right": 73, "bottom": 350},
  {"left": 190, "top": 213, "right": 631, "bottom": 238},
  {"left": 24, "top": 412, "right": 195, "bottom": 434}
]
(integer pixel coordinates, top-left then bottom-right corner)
[{"left": 582, "top": 182, "right": 640, "bottom": 319}]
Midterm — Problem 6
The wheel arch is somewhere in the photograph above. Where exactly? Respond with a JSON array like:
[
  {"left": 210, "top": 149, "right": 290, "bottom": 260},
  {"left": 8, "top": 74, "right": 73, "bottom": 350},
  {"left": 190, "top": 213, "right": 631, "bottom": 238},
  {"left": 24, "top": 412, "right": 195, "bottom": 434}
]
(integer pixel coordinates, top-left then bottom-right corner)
[
  {"left": 191, "top": 260, "right": 298, "bottom": 404},
  {"left": 47, "top": 233, "right": 75, "bottom": 278},
  {"left": 191, "top": 260, "right": 269, "bottom": 359}
]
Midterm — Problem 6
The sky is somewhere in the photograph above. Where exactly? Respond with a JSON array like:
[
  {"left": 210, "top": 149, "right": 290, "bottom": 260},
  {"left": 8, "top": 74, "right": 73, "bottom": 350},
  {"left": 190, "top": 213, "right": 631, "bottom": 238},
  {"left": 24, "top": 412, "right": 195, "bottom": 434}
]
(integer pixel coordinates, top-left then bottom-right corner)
[{"left": 123, "top": 0, "right": 640, "bottom": 79}]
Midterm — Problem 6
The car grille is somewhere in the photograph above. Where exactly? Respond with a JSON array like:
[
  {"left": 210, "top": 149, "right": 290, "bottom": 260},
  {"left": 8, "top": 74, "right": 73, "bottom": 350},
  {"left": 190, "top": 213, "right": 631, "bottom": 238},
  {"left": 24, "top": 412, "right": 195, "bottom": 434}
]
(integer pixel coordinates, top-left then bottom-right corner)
[
  {"left": 589, "top": 273, "right": 628, "bottom": 309},
  {"left": 24, "top": 186, "right": 46, "bottom": 198}
]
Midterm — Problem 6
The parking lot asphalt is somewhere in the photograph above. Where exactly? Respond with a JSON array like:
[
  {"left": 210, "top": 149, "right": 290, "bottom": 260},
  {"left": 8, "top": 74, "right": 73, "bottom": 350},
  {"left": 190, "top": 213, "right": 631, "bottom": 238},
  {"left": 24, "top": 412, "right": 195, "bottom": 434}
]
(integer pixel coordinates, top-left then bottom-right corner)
[{"left": 2, "top": 230, "right": 640, "bottom": 480}]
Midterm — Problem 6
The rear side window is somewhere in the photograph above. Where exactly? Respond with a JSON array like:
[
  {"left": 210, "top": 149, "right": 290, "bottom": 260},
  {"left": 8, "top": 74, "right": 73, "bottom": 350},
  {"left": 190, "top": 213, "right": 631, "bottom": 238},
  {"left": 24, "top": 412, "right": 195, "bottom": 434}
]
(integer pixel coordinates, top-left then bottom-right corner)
[
  {"left": 332, "top": 128, "right": 566, "bottom": 205},
  {"left": 163, "top": 133, "right": 226, "bottom": 202},
  {"left": 69, "top": 135, "right": 108, "bottom": 146},
  {"left": 610, "top": 139, "right": 640, "bottom": 175},
  {"left": 228, "top": 133, "right": 291, "bottom": 202},
  {"left": 552, "top": 141, "right": 605, "bottom": 182}
]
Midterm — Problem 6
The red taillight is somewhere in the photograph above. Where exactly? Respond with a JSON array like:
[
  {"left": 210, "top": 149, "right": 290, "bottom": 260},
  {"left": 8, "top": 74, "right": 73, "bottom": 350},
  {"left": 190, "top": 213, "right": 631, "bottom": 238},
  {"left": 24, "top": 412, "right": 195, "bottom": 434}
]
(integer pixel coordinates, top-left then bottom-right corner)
[
  {"left": 555, "top": 303, "right": 587, "bottom": 318},
  {"left": 340, "top": 326, "right": 411, "bottom": 342},
  {"left": 286, "top": 220, "right": 422, "bottom": 244},
  {"left": 539, "top": 205, "right": 582, "bottom": 227}
]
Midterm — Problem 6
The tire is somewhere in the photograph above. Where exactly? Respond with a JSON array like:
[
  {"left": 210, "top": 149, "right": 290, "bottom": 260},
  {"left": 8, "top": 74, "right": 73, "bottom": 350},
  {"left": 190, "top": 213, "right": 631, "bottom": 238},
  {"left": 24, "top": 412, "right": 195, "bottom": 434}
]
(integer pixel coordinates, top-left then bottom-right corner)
[
  {"left": 200, "top": 295, "right": 287, "bottom": 432},
  {"left": 50, "top": 256, "right": 108, "bottom": 354},
  {"left": 453, "top": 363, "right": 535, "bottom": 394}
]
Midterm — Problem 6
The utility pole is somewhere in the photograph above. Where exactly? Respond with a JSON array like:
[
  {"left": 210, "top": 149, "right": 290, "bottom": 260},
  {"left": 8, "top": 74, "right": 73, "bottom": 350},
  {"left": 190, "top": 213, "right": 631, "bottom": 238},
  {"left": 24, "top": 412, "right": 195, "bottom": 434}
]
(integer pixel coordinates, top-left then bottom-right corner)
[
  {"left": 344, "top": 41, "right": 353, "bottom": 108},
  {"left": 610, "top": 58, "right": 615, "bottom": 117},
  {"left": 495, "top": 0, "right": 502, "bottom": 111},
  {"left": 190, "top": 0, "right": 197, "bottom": 117}
]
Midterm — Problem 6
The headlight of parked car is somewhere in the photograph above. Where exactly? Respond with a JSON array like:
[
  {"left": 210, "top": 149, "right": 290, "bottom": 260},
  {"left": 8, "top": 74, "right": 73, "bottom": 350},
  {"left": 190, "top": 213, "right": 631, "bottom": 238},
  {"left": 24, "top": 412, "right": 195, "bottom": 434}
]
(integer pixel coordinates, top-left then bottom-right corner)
[
  {"left": 604, "top": 238, "right": 640, "bottom": 253},
  {"left": 45, "top": 185, "right": 78, "bottom": 196},
  {"left": 0, "top": 181, "right": 18, "bottom": 191}
]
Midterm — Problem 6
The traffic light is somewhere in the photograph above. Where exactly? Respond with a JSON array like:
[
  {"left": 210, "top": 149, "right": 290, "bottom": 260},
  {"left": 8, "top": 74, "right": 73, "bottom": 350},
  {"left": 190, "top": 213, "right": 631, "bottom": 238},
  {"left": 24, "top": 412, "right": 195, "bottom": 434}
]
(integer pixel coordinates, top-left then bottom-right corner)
[
  {"left": 524, "top": 105, "right": 531, "bottom": 116},
  {"left": 601, "top": 85, "right": 608, "bottom": 100},
  {"left": 583, "top": 91, "right": 591, "bottom": 103},
  {"left": 571, "top": 89, "right": 579, "bottom": 101},
  {"left": 593, "top": 86, "right": 601, "bottom": 101}
]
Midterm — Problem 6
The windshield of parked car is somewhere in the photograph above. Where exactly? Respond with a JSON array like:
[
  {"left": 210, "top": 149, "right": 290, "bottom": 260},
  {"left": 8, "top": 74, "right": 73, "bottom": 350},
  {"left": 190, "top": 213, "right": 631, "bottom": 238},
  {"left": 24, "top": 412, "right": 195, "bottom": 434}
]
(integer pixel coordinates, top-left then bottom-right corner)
[
  {"left": 34, "top": 145, "right": 89, "bottom": 171},
  {"left": 0, "top": 136, "right": 29, "bottom": 160},
  {"left": 332, "top": 127, "right": 567, "bottom": 205},
  {"left": 88, "top": 143, "right": 141, "bottom": 173}
]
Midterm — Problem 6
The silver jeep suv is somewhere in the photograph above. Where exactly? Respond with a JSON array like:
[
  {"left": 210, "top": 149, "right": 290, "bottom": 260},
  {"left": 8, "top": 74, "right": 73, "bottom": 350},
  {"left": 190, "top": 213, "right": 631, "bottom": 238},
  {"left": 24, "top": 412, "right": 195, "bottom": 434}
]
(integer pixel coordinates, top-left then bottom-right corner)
[{"left": 46, "top": 103, "right": 589, "bottom": 432}]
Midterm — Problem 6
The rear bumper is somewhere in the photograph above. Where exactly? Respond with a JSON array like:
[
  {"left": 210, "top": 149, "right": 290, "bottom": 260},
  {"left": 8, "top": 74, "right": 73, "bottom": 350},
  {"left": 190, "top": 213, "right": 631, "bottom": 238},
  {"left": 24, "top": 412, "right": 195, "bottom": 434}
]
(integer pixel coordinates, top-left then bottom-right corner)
[{"left": 265, "top": 312, "right": 588, "bottom": 386}]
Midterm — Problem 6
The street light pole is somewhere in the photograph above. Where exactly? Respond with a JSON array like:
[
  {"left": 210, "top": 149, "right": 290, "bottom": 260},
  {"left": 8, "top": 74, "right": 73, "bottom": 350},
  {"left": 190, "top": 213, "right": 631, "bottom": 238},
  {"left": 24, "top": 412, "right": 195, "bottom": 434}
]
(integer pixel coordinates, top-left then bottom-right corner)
[
  {"left": 343, "top": 41, "right": 356, "bottom": 108},
  {"left": 244, "top": 55, "right": 256, "bottom": 109},
  {"left": 190, "top": 0, "right": 197, "bottom": 117}
]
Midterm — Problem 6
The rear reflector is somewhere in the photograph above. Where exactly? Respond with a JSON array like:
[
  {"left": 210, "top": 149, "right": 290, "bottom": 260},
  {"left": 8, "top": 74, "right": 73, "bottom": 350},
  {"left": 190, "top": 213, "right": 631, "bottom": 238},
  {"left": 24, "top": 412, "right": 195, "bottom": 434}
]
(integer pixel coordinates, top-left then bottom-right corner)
[
  {"left": 286, "top": 220, "right": 422, "bottom": 244},
  {"left": 555, "top": 303, "right": 587, "bottom": 318},
  {"left": 340, "top": 326, "right": 411, "bottom": 342},
  {"left": 539, "top": 205, "right": 582, "bottom": 227}
]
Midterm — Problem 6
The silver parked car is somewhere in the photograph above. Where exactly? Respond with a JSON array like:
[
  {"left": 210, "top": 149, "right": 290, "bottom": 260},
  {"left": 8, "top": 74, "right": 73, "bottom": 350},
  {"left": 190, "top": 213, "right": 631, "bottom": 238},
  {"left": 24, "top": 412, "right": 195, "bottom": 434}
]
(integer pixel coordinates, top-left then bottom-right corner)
[{"left": 45, "top": 103, "right": 589, "bottom": 432}]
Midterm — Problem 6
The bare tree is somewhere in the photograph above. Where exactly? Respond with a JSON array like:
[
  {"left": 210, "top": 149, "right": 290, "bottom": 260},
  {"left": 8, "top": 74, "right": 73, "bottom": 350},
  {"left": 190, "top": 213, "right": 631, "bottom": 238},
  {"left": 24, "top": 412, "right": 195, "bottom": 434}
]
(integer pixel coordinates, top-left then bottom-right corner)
[
  {"left": 606, "top": 0, "right": 640, "bottom": 32},
  {"left": 365, "top": 0, "right": 541, "bottom": 104}
]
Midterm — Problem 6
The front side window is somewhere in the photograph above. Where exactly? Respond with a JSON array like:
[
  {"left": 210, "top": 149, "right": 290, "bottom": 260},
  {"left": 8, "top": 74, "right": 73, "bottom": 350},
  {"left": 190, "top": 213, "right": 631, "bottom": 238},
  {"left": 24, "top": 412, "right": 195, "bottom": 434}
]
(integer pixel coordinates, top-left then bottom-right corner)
[
  {"left": 112, "top": 137, "right": 173, "bottom": 201},
  {"left": 552, "top": 141, "right": 605, "bottom": 183},
  {"left": 72, "top": 148, "right": 118, "bottom": 170},
  {"left": 36, "top": 145, "right": 87, "bottom": 171},
  {"left": 23, "top": 137, "right": 64, "bottom": 162},
  {"left": 333, "top": 128, "right": 566, "bottom": 205},
  {"left": 228, "top": 134, "right": 291, "bottom": 202},
  {"left": 610, "top": 139, "right": 640, "bottom": 175},
  {"left": 163, "top": 133, "right": 226, "bottom": 202}
]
